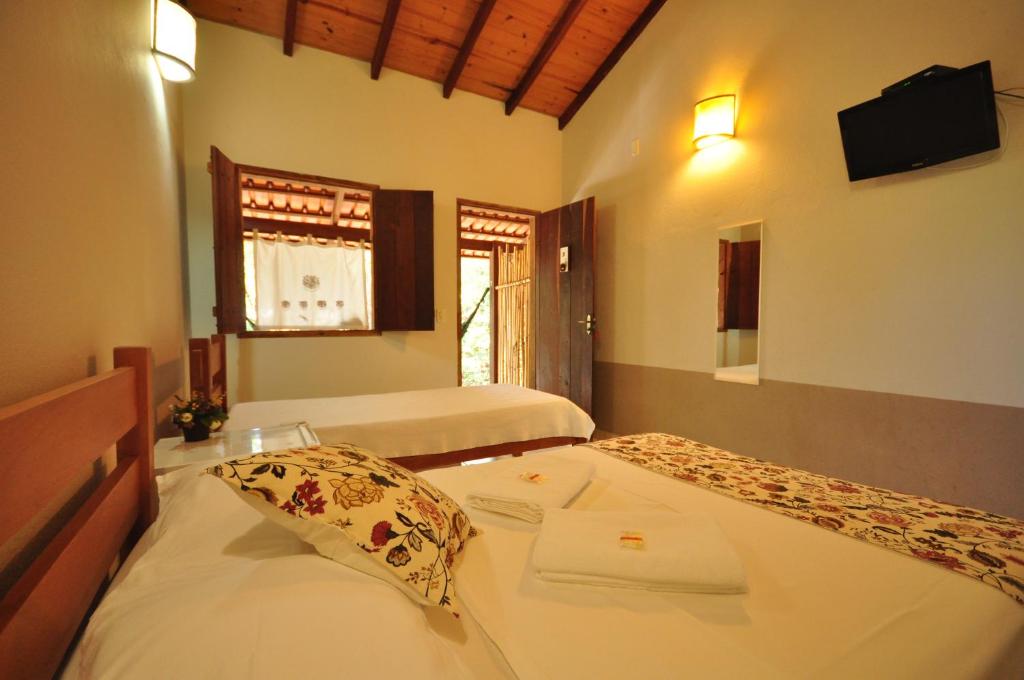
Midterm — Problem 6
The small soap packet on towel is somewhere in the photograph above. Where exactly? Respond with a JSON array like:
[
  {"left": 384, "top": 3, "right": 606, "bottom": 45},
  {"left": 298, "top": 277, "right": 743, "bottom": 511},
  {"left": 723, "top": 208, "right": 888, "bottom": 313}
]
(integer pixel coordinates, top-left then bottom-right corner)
[
  {"left": 533, "top": 509, "right": 748, "bottom": 594},
  {"left": 465, "top": 457, "right": 595, "bottom": 523},
  {"left": 618, "top": 531, "right": 646, "bottom": 550}
]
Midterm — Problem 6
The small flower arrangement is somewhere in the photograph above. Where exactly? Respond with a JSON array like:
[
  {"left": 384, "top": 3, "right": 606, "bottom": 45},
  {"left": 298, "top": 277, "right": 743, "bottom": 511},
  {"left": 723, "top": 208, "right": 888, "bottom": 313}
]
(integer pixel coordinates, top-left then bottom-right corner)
[{"left": 171, "top": 391, "right": 228, "bottom": 442}]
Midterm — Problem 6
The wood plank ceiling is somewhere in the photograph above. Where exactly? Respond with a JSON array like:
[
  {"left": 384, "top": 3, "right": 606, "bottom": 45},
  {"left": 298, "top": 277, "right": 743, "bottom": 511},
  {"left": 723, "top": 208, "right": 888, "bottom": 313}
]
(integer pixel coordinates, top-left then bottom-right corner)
[{"left": 187, "top": 0, "right": 666, "bottom": 128}]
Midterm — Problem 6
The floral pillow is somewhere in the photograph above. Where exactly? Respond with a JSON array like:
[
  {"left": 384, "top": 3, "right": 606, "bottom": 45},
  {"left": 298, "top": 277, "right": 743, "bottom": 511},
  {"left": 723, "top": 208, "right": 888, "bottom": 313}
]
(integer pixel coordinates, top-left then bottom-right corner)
[{"left": 206, "top": 443, "right": 474, "bottom": 615}]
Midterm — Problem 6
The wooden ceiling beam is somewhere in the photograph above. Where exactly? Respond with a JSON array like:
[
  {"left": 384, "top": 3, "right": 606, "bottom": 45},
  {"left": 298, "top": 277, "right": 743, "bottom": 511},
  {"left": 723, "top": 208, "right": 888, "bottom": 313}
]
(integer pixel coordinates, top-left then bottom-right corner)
[
  {"left": 443, "top": 0, "right": 497, "bottom": 98},
  {"left": 460, "top": 208, "right": 532, "bottom": 225},
  {"left": 283, "top": 0, "right": 299, "bottom": 56},
  {"left": 461, "top": 218, "right": 530, "bottom": 237},
  {"left": 242, "top": 186, "right": 371, "bottom": 209},
  {"left": 460, "top": 232, "right": 526, "bottom": 246},
  {"left": 504, "top": 0, "right": 587, "bottom": 116},
  {"left": 558, "top": 0, "right": 667, "bottom": 130},
  {"left": 460, "top": 238, "right": 524, "bottom": 252},
  {"left": 371, "top": 0, "right": 402, "bottom": 80},
  {"left": 244, "top": 212, "right": 372, "bottom": 228},
  {"left": 244, "top": 220, "right": 372, "bottom": 243}
]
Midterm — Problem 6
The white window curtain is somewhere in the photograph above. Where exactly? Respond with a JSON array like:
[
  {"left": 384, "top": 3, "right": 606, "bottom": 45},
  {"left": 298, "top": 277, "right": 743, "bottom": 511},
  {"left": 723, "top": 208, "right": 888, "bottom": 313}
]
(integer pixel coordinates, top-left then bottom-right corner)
[{"left": 254, "top": 236, "right": 372, "bottom": 330}]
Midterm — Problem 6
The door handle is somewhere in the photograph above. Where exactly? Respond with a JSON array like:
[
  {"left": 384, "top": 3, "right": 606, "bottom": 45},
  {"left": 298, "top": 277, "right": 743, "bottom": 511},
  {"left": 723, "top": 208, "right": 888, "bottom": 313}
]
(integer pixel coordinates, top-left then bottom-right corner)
[{"left": 577, "top": 313, "right": 596, "bottom": 335}]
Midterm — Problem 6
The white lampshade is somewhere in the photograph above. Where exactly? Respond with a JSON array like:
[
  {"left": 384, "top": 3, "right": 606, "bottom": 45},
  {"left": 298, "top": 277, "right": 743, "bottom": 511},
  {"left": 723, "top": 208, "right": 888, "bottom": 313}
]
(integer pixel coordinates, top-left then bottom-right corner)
[
  {"left": 153, "top": 0, "right": 197, "bottom": 82},
  {"left": 693, "top": 94, "right": 736, "bottom": 149}
]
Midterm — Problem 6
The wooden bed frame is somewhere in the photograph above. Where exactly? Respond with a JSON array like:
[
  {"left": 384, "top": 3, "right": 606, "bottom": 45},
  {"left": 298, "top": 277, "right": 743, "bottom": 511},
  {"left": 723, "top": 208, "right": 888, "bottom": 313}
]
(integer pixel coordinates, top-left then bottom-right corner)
[
  {"left": 188, "top": 334, "right": 585, "bottom": 471},
  {"left": 188, "top": 333, "right": 227, "bottom": 408},
  {"left": 0, "top": 344, "right": 578, "bottom": 677},
  {"left": 0, "top": 347, "right": 155, "bottom": 680}
]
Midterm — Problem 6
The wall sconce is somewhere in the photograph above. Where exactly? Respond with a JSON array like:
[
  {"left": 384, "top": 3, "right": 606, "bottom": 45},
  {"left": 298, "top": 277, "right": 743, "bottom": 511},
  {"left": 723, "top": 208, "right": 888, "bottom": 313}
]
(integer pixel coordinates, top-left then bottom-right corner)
[
  {"left": 693, "top": 94, "right": 736, "bottom": 149},
  {"left": 153, "top": 0, "right": 197, "bottom": 82}
]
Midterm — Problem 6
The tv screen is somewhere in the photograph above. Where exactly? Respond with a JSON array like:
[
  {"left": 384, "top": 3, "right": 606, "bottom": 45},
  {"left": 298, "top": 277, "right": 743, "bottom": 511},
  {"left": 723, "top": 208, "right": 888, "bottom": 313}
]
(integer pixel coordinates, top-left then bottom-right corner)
[{"left": 838, "top": 61, "right": 1000, "bottom": 181}]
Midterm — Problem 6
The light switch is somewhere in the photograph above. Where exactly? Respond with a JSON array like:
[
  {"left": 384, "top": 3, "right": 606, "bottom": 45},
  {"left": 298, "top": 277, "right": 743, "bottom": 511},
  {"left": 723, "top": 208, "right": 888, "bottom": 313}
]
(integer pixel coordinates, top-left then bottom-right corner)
[{"left": 630, "top": 138, "right": 640, "bottom": 157}]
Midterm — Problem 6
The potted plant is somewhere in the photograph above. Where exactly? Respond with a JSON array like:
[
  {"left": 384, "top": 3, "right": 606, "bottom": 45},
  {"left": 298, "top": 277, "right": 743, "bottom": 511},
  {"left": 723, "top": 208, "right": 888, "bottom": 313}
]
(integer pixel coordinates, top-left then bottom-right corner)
[{"left": 171, "top": 391, "right": 228, "bottom": 442}]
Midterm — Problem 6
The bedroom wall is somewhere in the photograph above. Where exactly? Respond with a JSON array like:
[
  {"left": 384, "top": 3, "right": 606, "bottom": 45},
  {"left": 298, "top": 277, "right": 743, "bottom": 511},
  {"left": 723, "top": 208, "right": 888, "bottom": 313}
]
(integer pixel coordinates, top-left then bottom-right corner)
[
  {"left": 183, "top": 20, "right": 562, "bottom": 402},
  {"left": 562, "top": 0, "right": 1024, "bottom": 516},
  {"left": 0, "top": 0, "right": 187, "bottom": 588}
]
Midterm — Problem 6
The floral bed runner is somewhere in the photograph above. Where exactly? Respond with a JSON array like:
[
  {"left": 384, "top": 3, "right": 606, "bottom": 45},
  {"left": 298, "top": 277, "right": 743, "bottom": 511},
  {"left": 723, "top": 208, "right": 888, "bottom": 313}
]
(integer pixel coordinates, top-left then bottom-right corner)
[{"left": 585, "top": 433, "right": 1024, "bottom": 605}]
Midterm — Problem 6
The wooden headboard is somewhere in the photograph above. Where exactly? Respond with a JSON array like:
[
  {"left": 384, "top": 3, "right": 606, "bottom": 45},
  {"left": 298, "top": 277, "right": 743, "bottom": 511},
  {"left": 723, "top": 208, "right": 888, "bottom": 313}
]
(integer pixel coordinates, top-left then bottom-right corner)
[
  {"left": 189, "top": 334, "right": 227, "bottom": 408},
  {"left": 0, "top": 347, "right": 156, "bottom": 680}
]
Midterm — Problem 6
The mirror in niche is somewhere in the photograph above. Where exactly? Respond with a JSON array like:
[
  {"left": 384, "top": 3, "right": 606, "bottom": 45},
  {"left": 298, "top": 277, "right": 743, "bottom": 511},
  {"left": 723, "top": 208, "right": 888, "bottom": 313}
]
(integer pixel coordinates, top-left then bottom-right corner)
[{"left": 715, "top": 220, "right": 762, "bottom": 385}]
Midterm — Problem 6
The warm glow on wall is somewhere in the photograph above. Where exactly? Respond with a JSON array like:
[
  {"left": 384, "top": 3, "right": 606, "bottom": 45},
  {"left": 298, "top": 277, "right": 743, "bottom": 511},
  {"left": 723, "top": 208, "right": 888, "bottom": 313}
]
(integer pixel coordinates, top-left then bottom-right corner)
[
  {"left": 693, "top": 94, "right": 736, "bottom": 149},
  {"left": 153, "top": 0, "right": 197, "bottom": 82}
]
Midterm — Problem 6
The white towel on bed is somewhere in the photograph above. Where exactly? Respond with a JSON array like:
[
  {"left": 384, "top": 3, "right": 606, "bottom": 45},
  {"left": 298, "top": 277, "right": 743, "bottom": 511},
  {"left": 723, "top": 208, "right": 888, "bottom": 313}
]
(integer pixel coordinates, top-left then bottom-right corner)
[
  {"left": 465, "top": 458, "right": 595, "bottom": 523},
  {"left": 532, "top": 509, "right": 748, "bottom": 594}
]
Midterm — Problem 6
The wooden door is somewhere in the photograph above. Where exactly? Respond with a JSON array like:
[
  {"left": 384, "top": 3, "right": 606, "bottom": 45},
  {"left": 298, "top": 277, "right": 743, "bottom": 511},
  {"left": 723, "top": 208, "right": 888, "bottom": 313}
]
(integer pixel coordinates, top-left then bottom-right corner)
[{"left": 535, "top": 197, "right": 595, "bottom": 414}]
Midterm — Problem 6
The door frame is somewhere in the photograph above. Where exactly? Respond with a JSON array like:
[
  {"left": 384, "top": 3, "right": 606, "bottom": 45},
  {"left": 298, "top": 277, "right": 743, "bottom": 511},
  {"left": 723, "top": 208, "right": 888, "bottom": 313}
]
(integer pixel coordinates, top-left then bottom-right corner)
[{"left": 455, "top": 198, "right": 540, "bottom": 386}]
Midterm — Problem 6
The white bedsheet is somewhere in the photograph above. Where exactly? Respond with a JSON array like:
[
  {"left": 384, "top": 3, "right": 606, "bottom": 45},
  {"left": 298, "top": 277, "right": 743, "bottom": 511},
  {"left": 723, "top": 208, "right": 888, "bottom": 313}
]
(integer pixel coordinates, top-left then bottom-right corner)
[
  {"left": 420, "top": 448, "right": 1024, "bottom": 680},
  {"left": 224, "top": 384, "right": 595, "bottom": 457},
  {"left": 61, "top": 466, "right": 514, "bottom": 680},
  {"left": 64, "top": 446, "right": 1024, "bottom": 680}
]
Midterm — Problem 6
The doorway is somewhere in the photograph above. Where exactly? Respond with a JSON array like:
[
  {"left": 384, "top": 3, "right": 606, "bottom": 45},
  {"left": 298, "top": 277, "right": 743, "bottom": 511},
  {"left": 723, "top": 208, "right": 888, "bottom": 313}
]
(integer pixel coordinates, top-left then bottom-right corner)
[
  {"left": 456, "top": 197, "right": 596, "bottom": 414},
  {"left": 457, "top": 200, "right": 537, "bottom": 387}
]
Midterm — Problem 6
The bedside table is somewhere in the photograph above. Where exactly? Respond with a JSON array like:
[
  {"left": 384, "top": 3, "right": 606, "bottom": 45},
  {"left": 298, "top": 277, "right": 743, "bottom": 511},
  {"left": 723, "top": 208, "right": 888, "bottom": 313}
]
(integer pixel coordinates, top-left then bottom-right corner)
[{"left": 155, "top": 422, "right": 320, "bottom": 474}]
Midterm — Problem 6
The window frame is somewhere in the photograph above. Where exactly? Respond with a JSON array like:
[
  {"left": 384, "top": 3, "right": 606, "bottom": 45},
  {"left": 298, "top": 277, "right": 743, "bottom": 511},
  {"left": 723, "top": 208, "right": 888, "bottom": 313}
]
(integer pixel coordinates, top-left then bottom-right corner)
[
  {"left": 210, "top": 146, "right": 435, "bottom": 338},
  {"left": 212, "top": 148, "right": 381, "bottom": 338}
]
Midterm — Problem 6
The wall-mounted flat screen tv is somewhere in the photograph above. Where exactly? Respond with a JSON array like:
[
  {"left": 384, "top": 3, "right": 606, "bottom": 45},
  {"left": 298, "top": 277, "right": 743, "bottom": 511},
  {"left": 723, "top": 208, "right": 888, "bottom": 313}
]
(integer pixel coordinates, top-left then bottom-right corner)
[{"left": 838, "top": 61, "right": 1000, "bottom": 181}]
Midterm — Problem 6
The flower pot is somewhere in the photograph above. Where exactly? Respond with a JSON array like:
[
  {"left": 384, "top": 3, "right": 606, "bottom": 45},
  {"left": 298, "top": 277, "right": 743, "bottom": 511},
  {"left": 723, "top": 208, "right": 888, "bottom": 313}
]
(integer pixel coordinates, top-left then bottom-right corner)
[{"left": 182, "top": 423, "right": 210, "bottom": 442}]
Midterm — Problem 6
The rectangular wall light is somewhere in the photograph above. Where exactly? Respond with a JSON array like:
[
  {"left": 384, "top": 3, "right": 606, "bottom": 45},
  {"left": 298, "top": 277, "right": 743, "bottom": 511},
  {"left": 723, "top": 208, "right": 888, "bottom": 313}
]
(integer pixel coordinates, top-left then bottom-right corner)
[
  {"left": 693, "top": 94, "right": 736, "bottom": 149},
  {"left": 153, "top": 0, "right": 197, "bottom": 82}
]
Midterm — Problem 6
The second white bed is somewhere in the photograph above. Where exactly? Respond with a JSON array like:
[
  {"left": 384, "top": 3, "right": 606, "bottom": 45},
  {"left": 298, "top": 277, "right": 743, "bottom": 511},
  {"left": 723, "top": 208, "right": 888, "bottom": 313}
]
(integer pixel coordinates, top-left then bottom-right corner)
[{"left": 223, "top": 384, "right": 595, "bottom": 457}]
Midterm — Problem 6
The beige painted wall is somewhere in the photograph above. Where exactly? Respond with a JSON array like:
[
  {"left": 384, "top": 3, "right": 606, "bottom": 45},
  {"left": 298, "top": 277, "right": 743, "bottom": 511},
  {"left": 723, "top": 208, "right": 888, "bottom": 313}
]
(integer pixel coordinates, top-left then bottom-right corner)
[
  {"left": 563, "top": 0, "right": 1024, "bottom": 409},
  {"left": 0, "top": 0, "right": 187, "bottom": 415},
  {"left": 0, "top": 0, "right": 186, "bottom": 590},
  {"left": 183, "top": 21, "right": 562, "bottom": 401}
]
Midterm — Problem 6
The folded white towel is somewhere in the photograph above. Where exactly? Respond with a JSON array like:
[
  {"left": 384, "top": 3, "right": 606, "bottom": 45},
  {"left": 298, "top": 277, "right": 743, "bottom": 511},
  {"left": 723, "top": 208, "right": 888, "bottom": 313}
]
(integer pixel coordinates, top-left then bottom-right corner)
[
  {"left": 532, "top": 509, "right": 748, "bottom": 594},
  {"left": 465, "top": 458, "right": 595, "bottom": 523}
]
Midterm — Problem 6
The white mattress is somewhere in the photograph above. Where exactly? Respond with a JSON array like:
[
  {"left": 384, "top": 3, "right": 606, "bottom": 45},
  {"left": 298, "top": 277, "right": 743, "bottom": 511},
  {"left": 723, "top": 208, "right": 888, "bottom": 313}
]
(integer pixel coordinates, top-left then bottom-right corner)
[
  {"left": 223, "top": 384, "right": 595, "bottom": 457},
  {"left": 65, "top": 446, "right": 1024, "bottom": 679}
]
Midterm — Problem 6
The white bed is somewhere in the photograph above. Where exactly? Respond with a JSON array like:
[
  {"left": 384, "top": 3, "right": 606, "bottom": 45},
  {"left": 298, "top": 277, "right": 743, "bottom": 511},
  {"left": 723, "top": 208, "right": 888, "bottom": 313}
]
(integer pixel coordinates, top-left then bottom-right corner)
[
  {"left": 224, "top": 384, "right": 595, "bottom": 459},
  {"left": 64, "top": 445, "right": 1024, "bottom": 679}
]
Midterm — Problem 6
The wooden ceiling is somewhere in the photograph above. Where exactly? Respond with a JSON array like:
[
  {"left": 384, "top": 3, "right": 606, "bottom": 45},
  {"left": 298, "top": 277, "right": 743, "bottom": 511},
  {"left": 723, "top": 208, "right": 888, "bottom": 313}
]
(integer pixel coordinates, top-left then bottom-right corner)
[{"left": 188, "top": 0, "right": 666, "bottom": 128}]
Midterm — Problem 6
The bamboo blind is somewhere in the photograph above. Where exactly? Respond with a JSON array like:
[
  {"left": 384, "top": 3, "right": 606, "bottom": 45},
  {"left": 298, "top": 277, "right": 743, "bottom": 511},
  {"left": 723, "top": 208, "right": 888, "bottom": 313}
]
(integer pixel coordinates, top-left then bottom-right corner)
[{"left": 496, "top": 243, "right": 533, "bottom": 387}]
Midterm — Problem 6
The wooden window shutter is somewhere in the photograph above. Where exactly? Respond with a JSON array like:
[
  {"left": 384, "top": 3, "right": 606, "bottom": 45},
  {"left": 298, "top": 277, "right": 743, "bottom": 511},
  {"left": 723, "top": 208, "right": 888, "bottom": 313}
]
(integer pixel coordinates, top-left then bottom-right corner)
[
  {"left": 372, "top": 190, "right": 435, "bottom": 331},
  {"left": 210, "top": 146, "right": 245, "bottom": 333}
]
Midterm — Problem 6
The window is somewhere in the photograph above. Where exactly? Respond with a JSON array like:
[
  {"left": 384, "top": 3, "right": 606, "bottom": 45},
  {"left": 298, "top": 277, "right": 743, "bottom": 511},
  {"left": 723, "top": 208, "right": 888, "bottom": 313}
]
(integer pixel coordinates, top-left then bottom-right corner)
[
  {"left": 239, "top": 173, "right": 374, "bottom": 331},
  {"left": 209, "top": 147, "right": 434, "bottom": 336}
]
